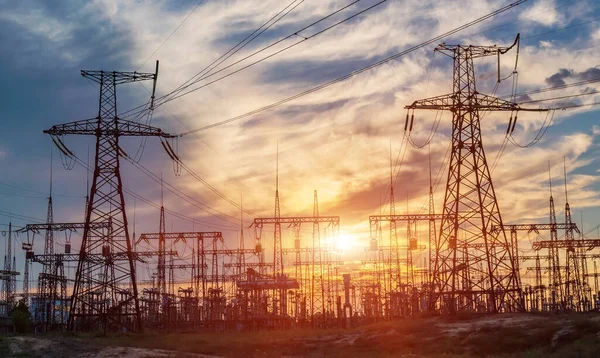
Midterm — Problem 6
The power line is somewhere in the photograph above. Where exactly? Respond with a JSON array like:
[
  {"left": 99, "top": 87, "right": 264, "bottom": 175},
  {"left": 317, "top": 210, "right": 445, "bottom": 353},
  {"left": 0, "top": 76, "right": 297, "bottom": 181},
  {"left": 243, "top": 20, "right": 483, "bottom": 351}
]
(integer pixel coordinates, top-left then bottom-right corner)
[
  {"left": 0, "top": 209, "right": 44, "bottom": 223},
  {"left": 166, "top": 0, "right": 306, "bottom": 100},
  {"left": 550, "top": 100, "right": 600, "bottom": 110},
  {"left": 177, "top": 0, "right": 528, "bottom": 136},
  {"left": 158, "top": 0, "right": 369, "bottom": 105},
  {"left": 69, "top": 154, "right": 240, "bottom": 231},
  {"left": 135, "top": 0, "right": 206, "bottom": 71},
  {"left": 125, "top": 157, "right": 245, "bottom": 225},
  {"left": 521, "top": 17, "right": 600, "bottom": 41},
  {"left": 0, "top": 181, "right": 84, "bottom": 199},
  {"left": 124, "top": 0, "right": 306, "bottom": 125},
  {"left": 158, "top": 0, "right": 387, "bottom": 105},
  {"left": 177, "top": 160, "right": 256, "bottom": 217},
  {"left": 518, "top": 90, "right": 599, "bottom": 105},
  {"left": 0, "top": 191, "right": 46, "bottom": 199},
  {"left": 118, "top": 0, "right": 381, "bottom": 120},
  {"left": 505, "top": 76, "right": 600, "bottom": 98},
  {"left": 451, "top": 0, "right": 585, "bottom": 43}
]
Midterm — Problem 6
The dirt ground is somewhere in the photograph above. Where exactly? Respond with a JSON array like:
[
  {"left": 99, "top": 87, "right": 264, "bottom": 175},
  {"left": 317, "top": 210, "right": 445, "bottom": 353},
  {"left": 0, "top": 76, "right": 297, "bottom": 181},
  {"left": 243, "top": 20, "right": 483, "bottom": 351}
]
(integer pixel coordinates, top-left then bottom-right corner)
[
  {"left": 0, "top": 335, "right": 216, "bottom": 358},
  {"left": 2, "top": 313, "right": 600, "bottom": 357}
]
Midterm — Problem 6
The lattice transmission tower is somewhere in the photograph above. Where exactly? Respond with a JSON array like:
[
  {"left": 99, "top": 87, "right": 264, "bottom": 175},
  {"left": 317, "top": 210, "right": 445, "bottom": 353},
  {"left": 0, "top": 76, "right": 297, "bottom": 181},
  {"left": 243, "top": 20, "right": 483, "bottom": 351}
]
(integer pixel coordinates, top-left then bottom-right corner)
[
  {"left": 406, "top": 35, "right": 546, "bottom": 313},
  {"left": 44, "top": 62, "right": 175, "bottom": 332}
]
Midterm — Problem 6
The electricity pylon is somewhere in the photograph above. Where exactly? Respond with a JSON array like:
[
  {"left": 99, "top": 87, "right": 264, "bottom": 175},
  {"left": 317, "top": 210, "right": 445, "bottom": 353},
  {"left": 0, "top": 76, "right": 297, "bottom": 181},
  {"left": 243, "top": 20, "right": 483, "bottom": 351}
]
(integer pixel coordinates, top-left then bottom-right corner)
[
  {"left": 44, "top": 62, "right": 175, "bottom": 333},
  {"left": 388, "top": 143, "right": 401, "bottom": 318},
  {"left": 405, "top": 35, "right": 546, "bottom": 313}
]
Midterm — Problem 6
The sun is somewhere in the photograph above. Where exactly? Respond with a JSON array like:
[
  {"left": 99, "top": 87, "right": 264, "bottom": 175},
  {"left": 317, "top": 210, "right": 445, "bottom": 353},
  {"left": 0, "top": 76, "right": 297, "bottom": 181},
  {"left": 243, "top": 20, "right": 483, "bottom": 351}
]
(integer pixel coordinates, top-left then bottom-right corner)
[{"left": 335, "top": 233, "right": 361, "bottom": 253}]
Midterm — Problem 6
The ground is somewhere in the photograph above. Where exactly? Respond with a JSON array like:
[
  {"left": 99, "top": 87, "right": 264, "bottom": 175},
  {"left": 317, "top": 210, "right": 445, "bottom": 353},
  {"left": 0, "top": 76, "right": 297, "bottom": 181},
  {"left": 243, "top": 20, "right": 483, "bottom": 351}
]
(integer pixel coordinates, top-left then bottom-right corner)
[{"left": 1, "top": 313, "right": 600, "bottom": 357}]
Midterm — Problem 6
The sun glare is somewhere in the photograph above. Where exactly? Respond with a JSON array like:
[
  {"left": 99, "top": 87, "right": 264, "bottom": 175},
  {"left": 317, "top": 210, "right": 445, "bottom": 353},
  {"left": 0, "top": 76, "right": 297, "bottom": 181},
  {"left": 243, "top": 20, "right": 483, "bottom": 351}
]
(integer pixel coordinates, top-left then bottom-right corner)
[{"left": 336, "top": 233, "right": 361, "bottom": 253}]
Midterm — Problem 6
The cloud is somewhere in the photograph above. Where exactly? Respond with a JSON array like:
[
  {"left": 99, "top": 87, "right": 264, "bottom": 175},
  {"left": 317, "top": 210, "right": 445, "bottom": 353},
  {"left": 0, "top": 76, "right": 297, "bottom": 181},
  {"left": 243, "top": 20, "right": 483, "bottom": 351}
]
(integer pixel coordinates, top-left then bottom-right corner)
[
  {"left": 519, "top": 0, "right": 562, "bottom": 27},
  {"left": 545, "top": 67, "right": 600, "bottom": 86},
  {"left": 1, "top": 0, "right": 600, "bottom": 272},
  {"left": 0, "top": 1, "right": 134, "bottom": 68},
  {"left": 545, "top": 68, "right": 573, "bottom": 86}
]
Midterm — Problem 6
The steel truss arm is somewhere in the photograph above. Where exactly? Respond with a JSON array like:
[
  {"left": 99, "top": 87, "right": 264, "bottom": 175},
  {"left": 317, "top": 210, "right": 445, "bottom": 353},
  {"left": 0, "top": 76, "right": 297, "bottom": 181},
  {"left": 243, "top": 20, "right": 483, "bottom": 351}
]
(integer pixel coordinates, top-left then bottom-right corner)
[
  {"left": 369, "top": 214, "right": 444, "bottom": 222},
  {"left": 44, "top": 118, "right": 175, "bottom": 138},
  {"left": 203, "top": 249, "right": 257, "bottom": 255},
  {"left": 282, "top": 247, "right": 335, "bottom": 254},
  {"left": 33, "top": 251, "right": 176, "bottom": 264},
  {"left": 294, "top": 260, "right": 344, "bottom": 266},
  {"left": 223, "top": 262, "right": 271, "bottom": 269},
  {"left": 138, "top": 231, "right": 223, "bottom": 243},
  {"left": 18, "top": 221, "right": 111, "bottom": 233},
  {"left": 251, "top": 216, "right": 340, "bottom": 226},
  {"left": 404, "top": 92, "right": 546, "bottom": 112},
  {"left": 532, "top": 239, "right": 600, "bottom": 250},
  {"left": 365, "top": 245, "right": 426, "bottom": 252},
  {"left": 491, "top": 222, "right": 580, "bottom": 234}
]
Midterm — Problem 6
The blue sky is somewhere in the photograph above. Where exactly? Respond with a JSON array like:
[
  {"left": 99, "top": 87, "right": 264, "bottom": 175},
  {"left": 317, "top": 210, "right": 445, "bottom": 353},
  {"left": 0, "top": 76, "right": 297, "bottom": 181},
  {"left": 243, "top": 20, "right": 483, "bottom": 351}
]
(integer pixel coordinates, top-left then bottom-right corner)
[{"left": 1, "top": 0, "right": 599, "bottom": 287}]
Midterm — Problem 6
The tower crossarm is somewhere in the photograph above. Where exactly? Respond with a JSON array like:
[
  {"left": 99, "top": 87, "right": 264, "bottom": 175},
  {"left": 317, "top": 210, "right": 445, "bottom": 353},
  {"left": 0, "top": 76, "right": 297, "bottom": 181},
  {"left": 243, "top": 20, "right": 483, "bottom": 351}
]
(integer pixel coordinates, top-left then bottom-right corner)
[
  {"left": 491, "top": 222, "right": 580, "bottom": 234},
  {"left": 405, "top": 92, "right": 546, "bottom": 112},
  {"left": 80, "top": 70, "right": 155, "bottom": 85},
  {"left": 167, "top": 264, "right": 195, "bottom": 269},
  {"left": 436, "top": 34, "right": 521, "bottom": 59},
  {"left": 223, "top": 262, "right": 270, "bottom": 269},
  {"left": 251, "top": 216, "right": 339, "bottom": 226},
  {"left": 282, "top": 247, "right": 335, "bottom": 254},
  {"left": 526, "top": 266, "right": 567, "bottom": 272},
  {"left": 532, "top": 239, "right": 600, "bottom": 250},
  {"left": 364, "top": 245, "right": 426, "bottom": 252},
  {"left": 294, "top": 260, "right": 344, "bottom": 266},
  {"left": 520, "top": 255, "right": 551, "bottom": 261},
  {"left": 17, "top": 221, "right": 111, "bottom": 234},
  {"left": 571, "top": 254, "right": 600, "bottom": 260},
  {"left": 32, "top": 251, "right": 176, "bottom": 264},
  {"left": 137, "top": 231, "right": 223, "bottom": 244},
  {"left": 361, "top": 258, "right": 408, "bottom": 264},
  {"left": 203, "top": 249, "right": 257, "bottom": 255},
  {"left": 44, "top": 118, "right": 175, "bottom": 138},
  {"left": 369, "top": 213, "right": 445, "bottom": 222}
]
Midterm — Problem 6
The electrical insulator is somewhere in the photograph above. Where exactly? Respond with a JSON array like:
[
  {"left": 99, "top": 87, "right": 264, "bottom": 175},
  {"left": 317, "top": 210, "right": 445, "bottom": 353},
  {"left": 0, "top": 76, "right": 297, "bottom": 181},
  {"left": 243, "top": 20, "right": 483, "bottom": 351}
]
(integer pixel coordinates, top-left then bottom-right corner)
[
  {"left": 448, "top": 237, "right": 457, "bottom": 249},
  {"left": 65, "top": 243, "right": 71, "bottom": 254},
  {"left": 409, "top": 238, "right": 418, "bottom": 250},
  {"left": 294, "top": 239, "right": 300, "bottom": 250},
  {"left": 102, "top": 245, "right": 110, "bottom": 256},
  {"left": 255, "top": 244, "right": 262, "bottom": 254}
]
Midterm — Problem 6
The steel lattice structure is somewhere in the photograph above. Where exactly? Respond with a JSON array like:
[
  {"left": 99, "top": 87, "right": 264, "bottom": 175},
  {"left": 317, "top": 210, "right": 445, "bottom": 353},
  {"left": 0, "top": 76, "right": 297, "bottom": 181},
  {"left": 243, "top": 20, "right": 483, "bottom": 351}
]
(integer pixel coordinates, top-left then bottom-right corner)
[
  {"left": 44, "top": 63, "right": 174, "bottom": 333},
  {"left": 251, "top": 194, "right": 340, "bottom": 326},
  {"left": 405, "top": 35, "right": 547, "bottom": 313}
]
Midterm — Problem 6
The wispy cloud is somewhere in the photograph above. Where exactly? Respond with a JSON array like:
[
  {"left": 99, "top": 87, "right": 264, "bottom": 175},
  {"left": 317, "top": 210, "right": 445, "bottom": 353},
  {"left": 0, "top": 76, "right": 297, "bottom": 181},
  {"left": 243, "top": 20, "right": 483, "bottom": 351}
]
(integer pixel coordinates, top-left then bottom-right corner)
[{"left": 0, "top": 0, "right": 599, "bottom": 262}]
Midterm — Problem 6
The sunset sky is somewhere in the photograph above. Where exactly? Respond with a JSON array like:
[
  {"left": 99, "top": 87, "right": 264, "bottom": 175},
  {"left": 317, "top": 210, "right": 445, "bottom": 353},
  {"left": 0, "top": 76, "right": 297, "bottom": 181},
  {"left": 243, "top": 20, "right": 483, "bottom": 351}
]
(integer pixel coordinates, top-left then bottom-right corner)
[{"left": 1, "top": 0, "right": 599, "bottom": 284}]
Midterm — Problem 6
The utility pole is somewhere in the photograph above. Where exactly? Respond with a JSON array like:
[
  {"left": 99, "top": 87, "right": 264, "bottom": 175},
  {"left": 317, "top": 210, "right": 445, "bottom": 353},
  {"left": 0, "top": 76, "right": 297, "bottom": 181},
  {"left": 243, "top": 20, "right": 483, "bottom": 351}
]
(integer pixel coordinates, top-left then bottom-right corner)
[{"left": 44, "top": 61, "right": 175, "bottom": 333}]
